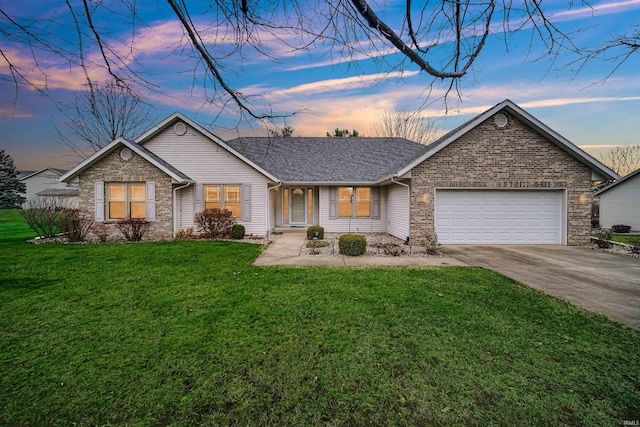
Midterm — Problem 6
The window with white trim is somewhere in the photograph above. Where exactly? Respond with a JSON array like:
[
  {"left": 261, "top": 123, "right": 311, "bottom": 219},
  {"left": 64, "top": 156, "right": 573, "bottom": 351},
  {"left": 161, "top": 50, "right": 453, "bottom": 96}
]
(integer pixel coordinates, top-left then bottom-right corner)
[
  {"left": 338, "top": 187, "right": 371, "bottom": 218},
  {"left": 204, "top": 184, "right": 241, "bottom": 218},
  {"left": 107, "top": 183, "right": 146, "bottom": 219}
]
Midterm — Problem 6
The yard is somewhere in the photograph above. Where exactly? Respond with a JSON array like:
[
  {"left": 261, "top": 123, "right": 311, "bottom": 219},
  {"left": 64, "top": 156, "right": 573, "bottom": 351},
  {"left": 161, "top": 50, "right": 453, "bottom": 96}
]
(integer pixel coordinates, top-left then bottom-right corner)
[{"left": 1, "top": 210, "right": 639, "bottom": 426}]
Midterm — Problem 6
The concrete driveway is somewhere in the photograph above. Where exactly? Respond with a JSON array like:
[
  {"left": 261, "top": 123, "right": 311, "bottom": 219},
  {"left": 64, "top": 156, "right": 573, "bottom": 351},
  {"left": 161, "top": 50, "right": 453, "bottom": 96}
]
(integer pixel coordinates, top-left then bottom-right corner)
[{"left": 441, "top": 245, "right": 640, "bottom": 329}]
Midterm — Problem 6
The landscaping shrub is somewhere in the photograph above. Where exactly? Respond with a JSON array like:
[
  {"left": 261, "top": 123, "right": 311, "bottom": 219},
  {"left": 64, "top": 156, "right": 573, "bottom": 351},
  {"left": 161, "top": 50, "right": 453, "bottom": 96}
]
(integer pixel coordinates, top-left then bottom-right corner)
[
  {"left": 194, "top": 208, "right": 235, "bottom": 238},
  {"left": 381, "top": 243, "right": 403, "bottom": 256},
  {"left": 58, "top": 209, "right": 93, "bottom": 242},
  {"left": 230, "top": 224, "right": 245, "bottom": 239},
  {"left": 591, "top": 219, "right": 600, "bottom": 229},
  {"left": 423, "top": 232, "right": 440, "bottom": 255},
  {"left": 339, "top": 234, "right": 367, "bottom": 256},
  {"left": 306, "top": 225, "right": 324, "bottom": 240},
  {"left": 612, "top": 224, "right": 631, "bottom": 233},
  {"left": 19, "top": 197, "right": 66, "bottom": 238},
  {"left": 305, "top": 240, "right": 330, "bottom": 248},
  {"left": 116, "top": 217, "right": 151, "bottom": 242},
  {"left": 593, "top": 229, "right": 612, "bottom": 248},
  {"left": 91, "top": 223, "right": 109, "bottom": 243},
  {"left": 174, "top": 227, "right": 197, "bottom": 241}
]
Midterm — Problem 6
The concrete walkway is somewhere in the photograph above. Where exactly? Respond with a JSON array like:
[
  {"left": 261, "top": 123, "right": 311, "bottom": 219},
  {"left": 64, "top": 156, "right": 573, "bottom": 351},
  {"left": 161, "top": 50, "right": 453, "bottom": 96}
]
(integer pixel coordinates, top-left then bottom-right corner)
[
  {"left": 442, "top": 245, "right": 640, "bottom": 329},
  {"left": 252, "top": 233, "right": 466, "bottom": 267}
]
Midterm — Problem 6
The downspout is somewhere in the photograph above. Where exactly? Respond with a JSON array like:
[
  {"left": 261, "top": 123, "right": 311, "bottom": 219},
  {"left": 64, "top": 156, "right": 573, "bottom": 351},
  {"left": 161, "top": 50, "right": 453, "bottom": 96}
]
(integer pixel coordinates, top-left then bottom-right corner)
[
  {"left": 267, "top": 182, "right": 282, "bottom": 237},
  {"left": 391, "top": 176, "right": 411, "bottom": 244},
  {"left": 173, "top": 182, "right": 193, "bottom": 236}
]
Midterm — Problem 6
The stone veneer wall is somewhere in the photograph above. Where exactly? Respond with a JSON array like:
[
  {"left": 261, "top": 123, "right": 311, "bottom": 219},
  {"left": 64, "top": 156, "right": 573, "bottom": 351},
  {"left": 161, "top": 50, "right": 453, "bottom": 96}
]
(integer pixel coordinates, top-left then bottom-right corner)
[
  {"left": 79, "top": 148, "right": 174, "bottom": 241},
  {"left": 410, "top": 111, "right": 593, "bottom": 246}
]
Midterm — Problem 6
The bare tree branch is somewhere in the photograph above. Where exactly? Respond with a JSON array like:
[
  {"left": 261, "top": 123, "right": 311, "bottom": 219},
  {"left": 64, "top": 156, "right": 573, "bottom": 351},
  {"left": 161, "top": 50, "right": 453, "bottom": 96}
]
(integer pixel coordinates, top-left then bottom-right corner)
[
  {"left": 0, "top": 0, "right": 636, "bottom": 125},
  {"left": 55, "top": 80, "right": 155, "bottom": 158},
  {"left": 370, "top": 108, "right": 441, "bottom": 145},
  {"left": 598, "top": 144, "right": 640, "bottom": 177}
]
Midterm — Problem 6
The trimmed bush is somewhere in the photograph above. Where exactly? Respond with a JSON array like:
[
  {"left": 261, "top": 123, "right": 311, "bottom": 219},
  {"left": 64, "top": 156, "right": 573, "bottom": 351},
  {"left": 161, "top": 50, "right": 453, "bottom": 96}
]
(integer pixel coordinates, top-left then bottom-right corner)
[
  {"left": 230, "top": 224, "right": 245, "bottom": 239},
  {"left": 612, "top": 224, "right": 631, "bottom": 233},
  {"left": 339, "top": 234, "right": 367, "bottom": 256},
  {"left": 306, "top": 225, "right": 324, "bottom": 240},
  {"left": 305, "top": 240, "right": 330, "bottom": 248},
  {"left": 194, "top": 208, "right": 235, "bottom": 238},
  {"left": 116, "top": 217, "right": 151, "bottom": 242}
]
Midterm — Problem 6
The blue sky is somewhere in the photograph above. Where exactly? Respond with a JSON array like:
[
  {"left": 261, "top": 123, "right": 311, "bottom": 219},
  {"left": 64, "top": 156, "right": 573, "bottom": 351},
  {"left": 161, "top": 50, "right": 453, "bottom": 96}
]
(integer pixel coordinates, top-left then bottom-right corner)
[{"left": 1, "top": 0, "right": 639, "bottom": 171}]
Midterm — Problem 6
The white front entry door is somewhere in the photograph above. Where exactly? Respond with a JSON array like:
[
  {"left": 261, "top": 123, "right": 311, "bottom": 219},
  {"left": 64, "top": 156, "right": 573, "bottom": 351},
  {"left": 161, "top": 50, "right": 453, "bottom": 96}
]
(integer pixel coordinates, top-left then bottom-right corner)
[{"left": 290, "top": 188, "right": 306, "bottom": 224}]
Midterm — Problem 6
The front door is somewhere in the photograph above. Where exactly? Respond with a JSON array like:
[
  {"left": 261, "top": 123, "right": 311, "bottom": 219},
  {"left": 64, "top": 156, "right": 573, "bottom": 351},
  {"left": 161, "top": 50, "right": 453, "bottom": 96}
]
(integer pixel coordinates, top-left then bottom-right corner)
[{"left": 290, "top": 188, "right": 306, "bottom": 224}]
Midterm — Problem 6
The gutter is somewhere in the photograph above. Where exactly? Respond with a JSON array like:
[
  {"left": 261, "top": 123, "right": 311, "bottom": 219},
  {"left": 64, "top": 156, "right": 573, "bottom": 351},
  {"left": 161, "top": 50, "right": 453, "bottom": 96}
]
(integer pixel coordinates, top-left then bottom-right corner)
[
  {"left": 391, "top": 176, "right": 411, "bottom": 244},
  {"left": 173, "top": 181, "right": 194, "bottom": 236}
]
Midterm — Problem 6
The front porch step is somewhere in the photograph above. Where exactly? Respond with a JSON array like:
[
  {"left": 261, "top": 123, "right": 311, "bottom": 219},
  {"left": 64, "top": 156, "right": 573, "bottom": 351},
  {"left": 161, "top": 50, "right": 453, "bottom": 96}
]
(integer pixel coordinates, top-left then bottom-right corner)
[{"left": 273, "top": 226, "right": 308, "bottom": 233}]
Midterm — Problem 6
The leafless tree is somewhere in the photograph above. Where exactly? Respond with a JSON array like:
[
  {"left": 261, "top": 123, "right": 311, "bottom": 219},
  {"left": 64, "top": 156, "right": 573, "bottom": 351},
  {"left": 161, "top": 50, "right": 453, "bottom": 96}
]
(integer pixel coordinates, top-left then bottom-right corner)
[
  {"left": 55, "top": 80, "right": 155, "bottom": 158},
  {"left": 0, "top": 1, "right": 636, "bottom": 124},
  {"left": 371, "top": 108, "right": 441, "bottom": 145},
  {"left": 599, "top": 145, "right": 640, "bottom": 177},
  {"left": 569, "top": 27, "right": 640, "bottom": 81}
]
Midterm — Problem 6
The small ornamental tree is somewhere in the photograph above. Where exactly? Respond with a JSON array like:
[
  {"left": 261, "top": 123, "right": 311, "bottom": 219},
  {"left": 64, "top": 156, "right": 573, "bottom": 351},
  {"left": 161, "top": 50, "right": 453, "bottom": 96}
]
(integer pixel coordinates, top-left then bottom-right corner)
[{"left": 0, "top": 150, "right": 26, "bottom": 209}]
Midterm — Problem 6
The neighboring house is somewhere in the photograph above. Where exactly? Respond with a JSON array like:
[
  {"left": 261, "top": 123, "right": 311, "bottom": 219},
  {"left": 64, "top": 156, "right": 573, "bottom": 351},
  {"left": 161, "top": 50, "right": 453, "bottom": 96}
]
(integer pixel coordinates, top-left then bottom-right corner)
[
  {"left": 60, "top": 100, "right": 617, "bottom": 244},
  {"left": 20, "top": 168, "right": 79, "bottom": 208},
  {"left": 595, "top": 168, "right": 640, "bottom": 231}
]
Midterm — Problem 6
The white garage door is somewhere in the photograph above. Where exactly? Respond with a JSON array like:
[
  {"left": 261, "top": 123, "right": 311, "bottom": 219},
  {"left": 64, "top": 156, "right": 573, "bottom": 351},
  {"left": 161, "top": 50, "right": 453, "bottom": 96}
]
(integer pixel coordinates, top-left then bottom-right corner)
[{"left": 435, "top": 190, "right": 564, "bottom": 244}]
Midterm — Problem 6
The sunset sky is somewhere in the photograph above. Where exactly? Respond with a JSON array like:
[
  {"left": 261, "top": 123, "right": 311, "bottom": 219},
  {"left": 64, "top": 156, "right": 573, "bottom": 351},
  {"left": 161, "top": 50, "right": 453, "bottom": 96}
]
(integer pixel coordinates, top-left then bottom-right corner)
[{"left": 1, "top": 0, "right": 639, "bottom": 172}]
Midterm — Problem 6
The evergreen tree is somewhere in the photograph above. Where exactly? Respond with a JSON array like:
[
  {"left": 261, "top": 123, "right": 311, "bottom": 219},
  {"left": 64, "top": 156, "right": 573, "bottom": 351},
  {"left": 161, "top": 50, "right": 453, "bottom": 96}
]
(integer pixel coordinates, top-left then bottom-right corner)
[{"left": 0, "top": 150, "right": 26, "bottom": 209}]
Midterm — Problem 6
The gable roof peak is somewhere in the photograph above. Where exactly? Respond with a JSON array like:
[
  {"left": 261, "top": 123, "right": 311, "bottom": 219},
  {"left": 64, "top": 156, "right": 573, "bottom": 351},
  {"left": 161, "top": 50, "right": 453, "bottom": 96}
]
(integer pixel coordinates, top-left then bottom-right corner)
[
  {"left": 395, "top": 100, "right": 618, "bottom": 181},
  {"left": 59, "top": 137, "right": 193, "bottom": 184}
]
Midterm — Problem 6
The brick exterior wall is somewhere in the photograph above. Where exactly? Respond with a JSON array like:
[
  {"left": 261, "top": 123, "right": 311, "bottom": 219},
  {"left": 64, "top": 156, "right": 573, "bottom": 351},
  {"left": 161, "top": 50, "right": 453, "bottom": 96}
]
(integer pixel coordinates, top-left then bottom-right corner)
[
  {"left": 410, "top": 111, "right": 593, "bottom": 246},
  {"left": 79, "top": 148, "right": 174, "bottom": 241}
]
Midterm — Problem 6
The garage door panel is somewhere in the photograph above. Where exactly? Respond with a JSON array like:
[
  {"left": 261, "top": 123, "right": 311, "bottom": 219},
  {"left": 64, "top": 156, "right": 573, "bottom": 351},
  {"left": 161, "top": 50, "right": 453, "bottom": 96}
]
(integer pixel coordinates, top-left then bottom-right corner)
[{"left": 435, "top": 190, "right": 563, "bottom": 244}]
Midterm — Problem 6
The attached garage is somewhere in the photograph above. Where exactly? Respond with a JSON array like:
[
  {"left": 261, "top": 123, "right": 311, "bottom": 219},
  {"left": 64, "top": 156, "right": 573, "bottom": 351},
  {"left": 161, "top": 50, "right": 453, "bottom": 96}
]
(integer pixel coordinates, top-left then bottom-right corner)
[{"left": 435, "top": 189, "right": 566, "bottom": 244}]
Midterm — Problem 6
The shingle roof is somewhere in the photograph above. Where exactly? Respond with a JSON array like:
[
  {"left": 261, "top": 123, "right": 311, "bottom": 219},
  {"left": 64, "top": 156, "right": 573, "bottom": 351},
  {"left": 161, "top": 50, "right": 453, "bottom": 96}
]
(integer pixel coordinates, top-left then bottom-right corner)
[
  {"left": 595, "top": 168, "right": 640, "bottom": 195},
  {"left": 226, "top": 137, "right": 429, "bottom": 183},
  {"left": 19, "top": 168, "right": 68, "bottom": 181}
]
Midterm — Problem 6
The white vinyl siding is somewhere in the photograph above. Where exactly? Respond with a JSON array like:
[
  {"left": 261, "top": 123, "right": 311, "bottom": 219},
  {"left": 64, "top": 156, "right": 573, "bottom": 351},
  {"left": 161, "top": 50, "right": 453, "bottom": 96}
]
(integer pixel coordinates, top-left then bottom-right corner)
[
  {"left": 143, "top": 124, "right": 273, "bottom": 235},
  {"left": 177, "top": 186, "right": 194, "bottom": 231},
  {"left": 599, "top": 173, "right": 640, "bottom": 230},
  {"left": 319, "top": 186, "right": 387, "bottom": 233},
  {"left": 21, "top": 170, "right": 67, "bottom": 201},
  {"left": 387, "top": 183, "right": 409, "bottom": 240},
  {"left": 435, "top": 189, "right": 565, "bottom": 244}
]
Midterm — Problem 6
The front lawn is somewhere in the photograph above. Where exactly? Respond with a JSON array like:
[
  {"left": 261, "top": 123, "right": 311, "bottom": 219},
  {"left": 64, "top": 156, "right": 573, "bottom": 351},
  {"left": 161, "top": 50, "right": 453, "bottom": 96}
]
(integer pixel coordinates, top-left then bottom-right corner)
[
  {"left": 610, "top": 233, "right": 640, "bottom": 245},
  {"left": 1, "top": 210, "right": 639, "bottom": 426}
]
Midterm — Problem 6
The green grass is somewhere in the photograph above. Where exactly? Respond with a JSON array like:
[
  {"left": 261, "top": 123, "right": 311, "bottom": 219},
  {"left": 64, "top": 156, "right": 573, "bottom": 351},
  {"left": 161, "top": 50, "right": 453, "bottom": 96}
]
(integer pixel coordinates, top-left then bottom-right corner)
[
  {"left": 609, "top": 233, "right": 640, "bottom": 245},
  {"left": 1, "top": 210, "right": 639, "bottom": 426}
]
